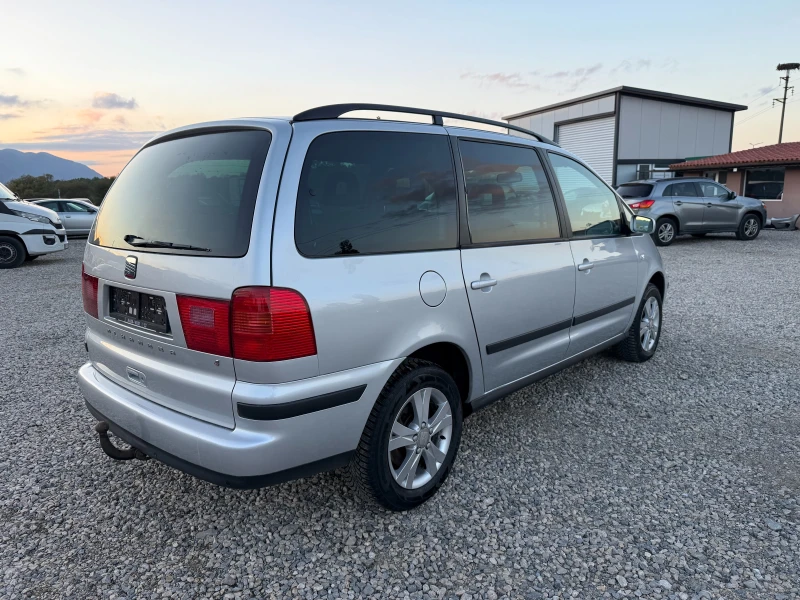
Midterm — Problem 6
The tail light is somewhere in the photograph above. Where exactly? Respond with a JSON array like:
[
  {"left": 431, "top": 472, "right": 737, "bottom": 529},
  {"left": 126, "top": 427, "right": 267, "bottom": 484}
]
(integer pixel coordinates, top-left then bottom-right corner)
[
  {"left": 176, "top": 287, "right": 316, "bottom": 362},
  {"left": 629, "top": 199, "right": 655, "bottom": 209},
  {"left": 81, "top": 264, "right": 99, "bottom": 318},
  {"left": 231, "top": 287, "right": 316, "bottom": 362},
  {"left": 176, "top": 295, "right": 232, "bottom": 357}
]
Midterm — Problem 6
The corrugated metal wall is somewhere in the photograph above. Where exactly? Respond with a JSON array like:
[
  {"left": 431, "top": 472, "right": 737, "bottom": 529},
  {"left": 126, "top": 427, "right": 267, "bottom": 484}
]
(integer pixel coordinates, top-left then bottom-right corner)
[{"left": 556, "top": 117, "right": 615, "bottom": 183}]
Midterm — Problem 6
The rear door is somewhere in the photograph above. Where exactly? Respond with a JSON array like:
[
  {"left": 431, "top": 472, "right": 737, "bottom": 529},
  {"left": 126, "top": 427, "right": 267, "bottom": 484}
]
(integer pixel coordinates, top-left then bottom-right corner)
[
  {"left": 696, "top": 181, "right": 740, "bottom": 230},
  {"left": 83, "top": 122, "right": 290, "bottom": 428},
  {"left": 547, "top": 151, "right": 638, "bottom": 356},
  {"left": 664, "top": 181, "right": 704, "bottom": 231},
  {"left": 62, "top": 200, "right": 96, "bottom": 233},
  {"left": 457, "top": 139, "right": 575, "bottom": 392}
]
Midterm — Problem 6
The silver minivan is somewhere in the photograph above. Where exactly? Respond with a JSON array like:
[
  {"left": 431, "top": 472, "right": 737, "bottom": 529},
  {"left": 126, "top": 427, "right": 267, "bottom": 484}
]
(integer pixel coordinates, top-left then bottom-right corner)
[{"left": 79, "top": 104, "right": 666, "bottom": 510}]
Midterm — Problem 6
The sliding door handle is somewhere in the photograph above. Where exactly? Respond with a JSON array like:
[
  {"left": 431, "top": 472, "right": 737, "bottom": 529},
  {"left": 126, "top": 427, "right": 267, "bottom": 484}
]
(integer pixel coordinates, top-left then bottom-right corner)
[{"left": 471, "top": 278, "right": 497, "bottom": 290}]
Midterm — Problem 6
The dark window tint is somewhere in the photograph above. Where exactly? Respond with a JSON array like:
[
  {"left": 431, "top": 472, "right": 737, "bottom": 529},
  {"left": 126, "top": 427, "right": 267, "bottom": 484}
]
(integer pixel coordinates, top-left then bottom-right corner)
[
  {"left": 549, "top": 153, "right": 621, "bottom": 237},
  {"left": 663, "top": 182, "right": 698, "bottom": 197},
  {"left": 459, "top": 141, "right": 559, "bottom": 243},
  {"left": 718, "top": 171, "right": 728, "bottom": 184},
  {"left": 92, "top": 130, "right": 271, "bottom": 257},
  {"left": 616, "top": 183, "right": 653, "bottom": 199},
  {"left": 295, "top": 131, "right": 457, "bottom": 256}
]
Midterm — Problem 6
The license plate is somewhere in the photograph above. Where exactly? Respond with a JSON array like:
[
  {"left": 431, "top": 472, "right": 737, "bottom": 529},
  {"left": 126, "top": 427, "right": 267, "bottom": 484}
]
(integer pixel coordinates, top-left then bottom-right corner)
[{"left": 109, "top": 287, "right": 170, "bottom": 334}]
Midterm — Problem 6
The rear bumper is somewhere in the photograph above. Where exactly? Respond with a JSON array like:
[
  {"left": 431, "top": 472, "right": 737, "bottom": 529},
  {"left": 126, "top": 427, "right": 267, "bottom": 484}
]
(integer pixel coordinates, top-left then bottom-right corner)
[{"left": 78, "top": 358, "right": 401, "bottom": 487}]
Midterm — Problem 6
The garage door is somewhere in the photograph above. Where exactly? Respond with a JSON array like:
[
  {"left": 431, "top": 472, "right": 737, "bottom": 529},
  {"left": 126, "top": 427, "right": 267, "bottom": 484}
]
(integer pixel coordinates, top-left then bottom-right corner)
[{"left": 556, "top": 116, "right": 615, "bottom": 183}]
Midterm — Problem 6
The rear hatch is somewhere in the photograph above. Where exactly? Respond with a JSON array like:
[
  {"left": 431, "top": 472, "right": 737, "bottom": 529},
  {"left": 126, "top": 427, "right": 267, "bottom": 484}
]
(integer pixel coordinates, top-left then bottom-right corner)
[
  {"left": 82, "top": 125, "right": 281, "bottom": 428},
  {"left": 616, "top": 182, "right": 655, "bottom": 213}
]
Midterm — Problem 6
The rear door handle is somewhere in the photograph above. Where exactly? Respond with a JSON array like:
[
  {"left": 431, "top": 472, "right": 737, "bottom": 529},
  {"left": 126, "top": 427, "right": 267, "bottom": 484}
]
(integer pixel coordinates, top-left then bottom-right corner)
[
  {"left": 577, "top": 261, "right": 594, "bottom": 272},
  {"left": 674, "top": 201, "right": 683, "bottom": 206},
  {"left": 471, "top": 278, "right": 497, "bottom": 290},
  {"left": 706, "top": 203, "right": 714, "bottom": 207}
]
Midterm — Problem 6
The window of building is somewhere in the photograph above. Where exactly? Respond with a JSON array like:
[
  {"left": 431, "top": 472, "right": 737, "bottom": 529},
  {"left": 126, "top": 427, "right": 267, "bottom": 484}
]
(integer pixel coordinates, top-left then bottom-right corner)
[
  {"left": 745, "top": 167, "right": 785, "bottom": 200},
  {"left": 295, "top": 131, "right": 458, "bottom": 257},
  {"left": 549, "top": 152, "right": 621, "bottom": 237},
  {"left": 663, "top": 182, "right": 698, "bottom": 197},
  {"left": 459, "top": 141, "right": 560, "bottom": 244},
  {"left": 717, "top": 171, "right": 728, "bottom": 184}
]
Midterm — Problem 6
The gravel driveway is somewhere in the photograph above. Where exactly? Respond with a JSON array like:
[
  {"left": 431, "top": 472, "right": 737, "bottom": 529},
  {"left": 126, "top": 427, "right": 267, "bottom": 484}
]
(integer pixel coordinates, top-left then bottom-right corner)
[{"left": 2, "top": 232, "right": 799, "bottom": 600}]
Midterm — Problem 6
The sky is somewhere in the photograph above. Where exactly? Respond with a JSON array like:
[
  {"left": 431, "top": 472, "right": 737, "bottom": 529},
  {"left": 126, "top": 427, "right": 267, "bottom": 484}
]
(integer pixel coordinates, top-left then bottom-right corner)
[{"left": 2, "top": 0, "right": 799, "bottom": 177}]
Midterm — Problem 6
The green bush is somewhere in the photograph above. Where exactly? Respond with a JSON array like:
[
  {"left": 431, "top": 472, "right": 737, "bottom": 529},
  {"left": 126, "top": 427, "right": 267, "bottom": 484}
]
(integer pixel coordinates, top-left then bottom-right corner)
[{"left": 6, "top": 174, "right": 115, "bottom": 205}]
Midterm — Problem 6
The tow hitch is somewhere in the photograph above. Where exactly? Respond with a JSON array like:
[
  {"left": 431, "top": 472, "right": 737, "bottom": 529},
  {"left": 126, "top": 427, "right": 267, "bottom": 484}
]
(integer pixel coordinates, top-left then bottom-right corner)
[{"left": 95, "top": 421, "right": 149, "bottom": 461}]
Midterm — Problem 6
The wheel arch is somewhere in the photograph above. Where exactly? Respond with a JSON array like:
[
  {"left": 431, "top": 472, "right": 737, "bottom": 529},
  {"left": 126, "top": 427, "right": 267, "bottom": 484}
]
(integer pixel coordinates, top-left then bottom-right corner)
[
  {"left": 404, "top": 341, "right": 474, "bottom": 414},
  {"left": 648, "top": 271, "right": 666, "bottom": 301},
  {"left": 0, "top": 231, "right": 30, "bottom": 256},
  {"left": 656, "top": 214, "right": 680, "bottom": 234}
]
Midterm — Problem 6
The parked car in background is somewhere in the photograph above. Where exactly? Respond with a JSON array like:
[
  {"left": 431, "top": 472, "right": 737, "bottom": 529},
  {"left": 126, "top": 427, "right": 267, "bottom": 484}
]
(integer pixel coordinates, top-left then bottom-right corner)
[
  {"left": 0, "top": 183, "right": 68, "bottom": 268},
  {"left": 78, "top": 104, "right": 666, "bottom": 510},
  {"left": 31, "top": 198, "right": 98, "bottom": 235},
  {"left": 616, "top": 178, "right": 767, "bottom": 246}
]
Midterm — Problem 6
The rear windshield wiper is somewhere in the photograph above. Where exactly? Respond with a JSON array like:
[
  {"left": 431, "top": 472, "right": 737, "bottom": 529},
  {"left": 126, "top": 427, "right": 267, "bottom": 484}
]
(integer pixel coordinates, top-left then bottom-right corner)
[{"left": 124, "top": 234, "right": 211, "bottom": 252}]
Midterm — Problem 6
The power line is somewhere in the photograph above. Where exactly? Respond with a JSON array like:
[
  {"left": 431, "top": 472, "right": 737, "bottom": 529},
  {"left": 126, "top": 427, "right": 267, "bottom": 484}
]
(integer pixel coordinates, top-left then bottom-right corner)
[{"left": 737, "top": 104, "right": 775, "bottom": 125}]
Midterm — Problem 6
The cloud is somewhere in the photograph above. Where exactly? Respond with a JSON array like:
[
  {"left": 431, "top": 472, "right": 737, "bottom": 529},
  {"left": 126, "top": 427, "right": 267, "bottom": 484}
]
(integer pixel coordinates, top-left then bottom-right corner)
[
  {"left": 92, "top": 92, "right": 138, "bottom": 110},
  {"left": 0, "top": 94, "right": 30, "bottom": 107},
  {"left": 460, "top": 71, "right": 540, "bottom": 91},
  {"left": 0, "top": 113, "right": 22, "bottom": 120},
  {"left": 5, "top": 68, "right": 25, "bottom": 77},
  {"left": 610, "top": 59, "right": 652, "bottom": 76},
  {"left": 0, "top": 129, "right": 159, "bottom": 152}
]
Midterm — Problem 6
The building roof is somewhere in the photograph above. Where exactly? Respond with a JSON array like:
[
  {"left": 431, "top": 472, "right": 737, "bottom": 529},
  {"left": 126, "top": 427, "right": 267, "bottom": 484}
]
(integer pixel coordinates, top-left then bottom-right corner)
[
  {"left": 503, "top": 86, "right": 748, "bottom": 121},
  {"left": 670, "top": 142, "right": 800, "bottom": 170}
]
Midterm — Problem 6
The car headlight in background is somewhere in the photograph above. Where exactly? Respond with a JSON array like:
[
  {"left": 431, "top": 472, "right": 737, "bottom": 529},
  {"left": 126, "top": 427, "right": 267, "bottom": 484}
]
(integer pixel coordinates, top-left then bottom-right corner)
[{"left": 10, "top": 209, "right": 51, "bottom": 224}]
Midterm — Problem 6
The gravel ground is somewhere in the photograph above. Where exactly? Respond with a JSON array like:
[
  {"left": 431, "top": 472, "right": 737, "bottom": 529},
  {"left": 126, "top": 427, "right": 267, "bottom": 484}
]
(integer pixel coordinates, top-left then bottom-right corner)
[{"left": 1, "top": 232, "right": 799, "bottom": 600}]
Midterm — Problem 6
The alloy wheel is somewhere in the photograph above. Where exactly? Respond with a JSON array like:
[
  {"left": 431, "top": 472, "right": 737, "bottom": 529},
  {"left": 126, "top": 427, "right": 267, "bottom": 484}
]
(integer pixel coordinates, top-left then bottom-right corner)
[
  {"left": 744, "top": 218, "right": 759, "bottom": 237},
  {"left": 658, "top": 222, "right": 674, "bottom": 243},
  {"left": 388, "top": 387, "right": 452, "bottom": 490},
  {"left": 640, "top": 296, "right": 660, "bottom": 352}
]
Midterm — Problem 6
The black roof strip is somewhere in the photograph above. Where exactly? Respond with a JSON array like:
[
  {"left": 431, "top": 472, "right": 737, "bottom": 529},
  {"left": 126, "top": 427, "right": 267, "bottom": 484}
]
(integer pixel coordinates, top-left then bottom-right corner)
[{"left": 292, "top": 103, "right": 558, "bottom": 146}]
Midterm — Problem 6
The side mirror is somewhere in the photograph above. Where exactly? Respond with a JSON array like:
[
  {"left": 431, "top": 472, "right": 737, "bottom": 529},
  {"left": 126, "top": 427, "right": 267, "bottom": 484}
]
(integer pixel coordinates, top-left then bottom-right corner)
[
  {"left": 630, "top": 215, "right": 655, "bottom": 234},
  {"left": 728, "top": 191, "right": 737, "bottom": 200}
]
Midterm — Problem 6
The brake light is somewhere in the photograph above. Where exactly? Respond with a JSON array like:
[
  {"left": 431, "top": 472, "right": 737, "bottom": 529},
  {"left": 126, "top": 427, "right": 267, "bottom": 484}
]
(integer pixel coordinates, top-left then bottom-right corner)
[
  {"left": 177, "top": 295, "right": 232, "bottom": 356},
  {"left": 629, "top": 199, "right": 655, "bottom": 209},
  {"left": 231, "top": 287, "right": 316, "bottom": 362},
  {"left": 81, "top": 264, "right": 99, "bottom": 318}
]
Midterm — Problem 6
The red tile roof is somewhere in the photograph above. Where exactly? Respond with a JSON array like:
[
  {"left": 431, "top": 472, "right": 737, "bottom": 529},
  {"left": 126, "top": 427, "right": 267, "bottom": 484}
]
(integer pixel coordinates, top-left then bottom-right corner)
[{"left": 671, "top": 142, "right": 800, "bottom": 170}]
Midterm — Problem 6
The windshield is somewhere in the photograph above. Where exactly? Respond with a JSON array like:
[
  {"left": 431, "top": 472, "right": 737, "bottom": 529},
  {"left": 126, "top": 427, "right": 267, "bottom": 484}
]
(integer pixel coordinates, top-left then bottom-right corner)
[
  {"left": 0, "top": 181, "right": 17, "bottom": 200},
  {"left": 616, "top": 183, "right": 653, "bottom": 199},
  {"left": 91, "top": 129, "right": 272, "bottom": 257}
]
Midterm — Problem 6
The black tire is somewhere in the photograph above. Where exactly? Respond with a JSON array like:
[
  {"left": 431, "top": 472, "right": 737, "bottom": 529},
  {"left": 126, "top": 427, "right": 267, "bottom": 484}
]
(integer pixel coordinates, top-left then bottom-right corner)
[
  {"left": 736, "top": 213, "right": 761, "bottom": 241},
  {"left": 349, "top": 359, "right": 463, "bottom": 511},
  {"left": 613, "top": 283, "right": 663, "bottom": 363},
  {"left": 652, "top": 217, "right": 677, "bottom": 246},
  {"left": 0, "top": 236, "right": 26, "bottom": 269}
]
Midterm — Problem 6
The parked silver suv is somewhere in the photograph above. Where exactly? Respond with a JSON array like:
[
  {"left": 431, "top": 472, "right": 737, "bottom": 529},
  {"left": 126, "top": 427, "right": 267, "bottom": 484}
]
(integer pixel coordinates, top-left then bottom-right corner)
[
  {"left": 78, "top": 104, "right": 666, "bottom": 510},
  {"left": 616, "top": 178, "right": 767, "bottom": 246}
]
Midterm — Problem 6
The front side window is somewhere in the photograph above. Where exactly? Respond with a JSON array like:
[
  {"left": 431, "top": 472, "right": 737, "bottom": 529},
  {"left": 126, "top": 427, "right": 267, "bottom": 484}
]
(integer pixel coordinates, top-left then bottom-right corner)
[
  {"left": 697, "top": 182, "right": 730, "bottom": 198},
  {"left": 459, "top": 140, "right": 560, "bottom": 244},
  {"left": 63, "top": 201, "right": 94, "bottom": 212},
  {"left": 548, "top": 153, "right": 621, "bottom": 237},
  {"left": 663, "top": 182, "right": 698, "bottom": 197},
  {"left": 0, "top": 182, "right": 15, "bottom": 200},
  {"left": 295, "top": 131, "right": 457, "bottom": 257}
]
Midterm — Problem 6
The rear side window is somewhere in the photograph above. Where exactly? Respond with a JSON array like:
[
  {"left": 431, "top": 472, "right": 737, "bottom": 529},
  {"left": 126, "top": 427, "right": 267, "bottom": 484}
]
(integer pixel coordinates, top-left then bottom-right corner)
[
  {"left": 295, "top": 131, "right": 457, "bottom": 257},
  {"left": 616, "top": 183, "right": 653, "bottom": 199},
  {"left": 459, "top": 140, "right": 560, "bottom": 244},
  {"left": 663, "top": 182, "right": 698, "bottom": 197},
  {"left": 92, "top": 130, "right": 271, "bottom": 257}
]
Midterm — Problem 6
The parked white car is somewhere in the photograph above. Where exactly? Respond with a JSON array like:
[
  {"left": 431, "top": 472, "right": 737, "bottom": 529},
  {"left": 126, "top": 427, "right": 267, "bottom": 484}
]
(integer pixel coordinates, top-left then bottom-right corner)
[
  {"left": 0, "top": 182, "right": 68, "bottom": 268},
  {"left": 31, "top": 198, "right": 98, "bottom": 236}
]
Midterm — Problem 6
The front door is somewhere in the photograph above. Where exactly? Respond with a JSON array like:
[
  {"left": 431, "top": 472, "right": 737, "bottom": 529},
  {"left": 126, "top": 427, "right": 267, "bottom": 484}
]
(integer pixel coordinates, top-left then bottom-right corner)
[
  {"left": 696, "top": 181, "right": 740, "bottom": 230},
  {"left": 457, "top": 139, "right": 576, "bottom": 392},
  {"left": 663, "top": 180, "right": 705, "bottom": 232},
  {"left": 547, "top": 152, "right": 639, "bottom": 356},
  {"left": 61, "top": 200, "right": 96, "bottom": 234}
]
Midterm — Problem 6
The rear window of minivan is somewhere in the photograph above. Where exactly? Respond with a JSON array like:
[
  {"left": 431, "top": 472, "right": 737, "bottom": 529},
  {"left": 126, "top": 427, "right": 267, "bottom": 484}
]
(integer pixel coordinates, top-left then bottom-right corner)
[
  {"left": 92, "top": 130, "right": 271, "bottom": 257},
  {"left": 616, "top": 183, "right": 653, "bottom": 199}
]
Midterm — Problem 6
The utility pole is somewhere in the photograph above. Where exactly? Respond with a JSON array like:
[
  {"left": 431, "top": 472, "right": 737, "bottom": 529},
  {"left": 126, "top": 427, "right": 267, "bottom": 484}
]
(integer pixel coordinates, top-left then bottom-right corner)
[{"left": 774, "top": 63, "right": 799, "bottom": 143}]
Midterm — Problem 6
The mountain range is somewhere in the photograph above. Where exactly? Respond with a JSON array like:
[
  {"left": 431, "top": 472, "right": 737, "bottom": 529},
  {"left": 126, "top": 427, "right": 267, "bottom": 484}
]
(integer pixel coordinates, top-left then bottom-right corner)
[{"left": 0, "top": 149, "right": 103, "bottom": 183}]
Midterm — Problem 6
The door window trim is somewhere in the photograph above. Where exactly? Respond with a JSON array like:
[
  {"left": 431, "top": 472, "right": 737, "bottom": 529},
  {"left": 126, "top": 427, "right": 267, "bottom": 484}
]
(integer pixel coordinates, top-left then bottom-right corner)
[
  {"left": 452, "top": 136, "right": 568, "bottom": 249},
  {"left": 545, "top": 150, "right": 627, "bottom": 240}
]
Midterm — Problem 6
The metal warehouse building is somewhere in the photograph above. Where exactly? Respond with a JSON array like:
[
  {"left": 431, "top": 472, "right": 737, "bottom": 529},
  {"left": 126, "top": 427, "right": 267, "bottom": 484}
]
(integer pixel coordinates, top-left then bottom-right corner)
[{"left": 504, "top": 86, "right": 747, "bottom": 186}]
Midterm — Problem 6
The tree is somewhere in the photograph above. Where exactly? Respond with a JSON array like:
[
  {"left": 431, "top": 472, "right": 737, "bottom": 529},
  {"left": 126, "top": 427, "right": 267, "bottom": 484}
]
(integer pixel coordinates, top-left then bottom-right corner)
[{"left": 5, "top": 174, "right": 116, "bottom": 205}]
